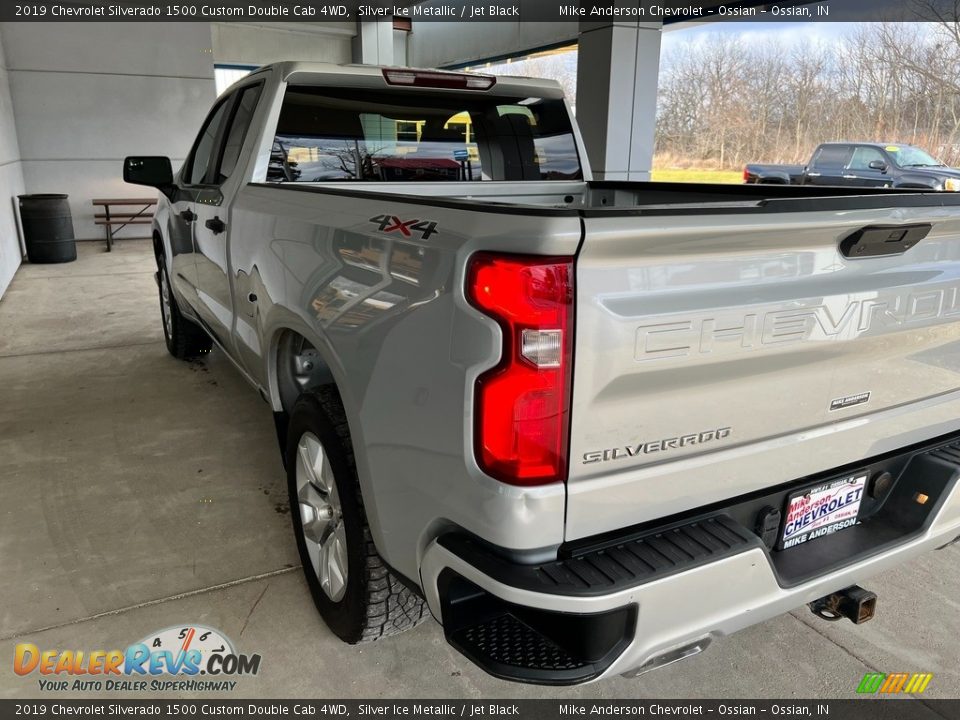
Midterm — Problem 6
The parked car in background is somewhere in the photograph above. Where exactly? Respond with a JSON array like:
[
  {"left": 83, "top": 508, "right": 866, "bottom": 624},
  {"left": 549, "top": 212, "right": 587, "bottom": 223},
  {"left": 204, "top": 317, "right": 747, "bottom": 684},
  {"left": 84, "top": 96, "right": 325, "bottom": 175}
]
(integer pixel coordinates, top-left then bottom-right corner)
[{"left": 745, "top": 141, "right": 960, "bottom": 190}]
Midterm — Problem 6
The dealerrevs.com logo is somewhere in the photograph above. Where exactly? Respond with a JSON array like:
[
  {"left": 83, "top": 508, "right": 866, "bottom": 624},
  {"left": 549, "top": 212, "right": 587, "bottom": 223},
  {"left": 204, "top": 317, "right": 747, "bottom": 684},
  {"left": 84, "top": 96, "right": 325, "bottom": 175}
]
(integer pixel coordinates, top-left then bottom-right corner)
[{"left": 14, "top": 625, "right": 261, "bottom": 692}]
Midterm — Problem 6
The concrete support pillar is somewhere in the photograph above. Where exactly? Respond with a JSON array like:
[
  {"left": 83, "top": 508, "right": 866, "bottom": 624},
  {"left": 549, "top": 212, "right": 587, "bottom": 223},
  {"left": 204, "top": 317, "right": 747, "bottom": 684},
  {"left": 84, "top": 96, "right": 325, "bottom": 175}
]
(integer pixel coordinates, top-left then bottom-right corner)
[
  {"left": 353, "top": 21, "right": 395, "bottom": 65},
  {"left": 575, "top": 21, "right": 662, "bottom": 181}
]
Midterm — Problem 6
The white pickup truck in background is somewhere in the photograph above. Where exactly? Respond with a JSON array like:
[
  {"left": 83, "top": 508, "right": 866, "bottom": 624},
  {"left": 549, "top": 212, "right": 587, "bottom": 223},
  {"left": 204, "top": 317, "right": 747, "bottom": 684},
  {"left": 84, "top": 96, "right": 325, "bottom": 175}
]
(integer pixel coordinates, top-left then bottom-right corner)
[{"left": 125, "top": 62, "right": 960, "bottom": 684}]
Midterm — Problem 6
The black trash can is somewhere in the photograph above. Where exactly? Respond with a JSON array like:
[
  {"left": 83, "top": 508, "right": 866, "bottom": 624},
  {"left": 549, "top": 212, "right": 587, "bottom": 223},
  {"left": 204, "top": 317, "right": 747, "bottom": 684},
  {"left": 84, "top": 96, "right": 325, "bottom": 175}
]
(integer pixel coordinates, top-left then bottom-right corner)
[{"left": 18, "top": 194, "right": 77, "bottom": 264}]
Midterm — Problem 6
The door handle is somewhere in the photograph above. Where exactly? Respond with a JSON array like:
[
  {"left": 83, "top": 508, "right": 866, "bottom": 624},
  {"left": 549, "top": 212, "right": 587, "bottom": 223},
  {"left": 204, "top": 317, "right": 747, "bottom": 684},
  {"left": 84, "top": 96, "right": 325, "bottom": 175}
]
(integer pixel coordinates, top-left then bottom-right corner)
[
  {"left": 840, "top": 223, "right": 931, "bottom": 258},
  {"left": 179, "top": 209, "right": 196, "bottom": 223},
  {"left": 806, "top": 172, "right": 821, "bottom": 177},
  {"left": 205, "top": 216, "right": 226, "bottom": 235}
]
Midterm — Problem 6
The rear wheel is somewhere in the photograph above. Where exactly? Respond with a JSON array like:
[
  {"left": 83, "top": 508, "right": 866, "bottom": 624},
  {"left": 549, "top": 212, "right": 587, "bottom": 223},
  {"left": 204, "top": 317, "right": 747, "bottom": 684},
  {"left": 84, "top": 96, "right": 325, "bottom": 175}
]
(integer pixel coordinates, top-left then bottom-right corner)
[
  {"left": 286, "top": 388, "right": 428, "bottom": 643},
  {"left": 157, "top": 255, "right": 211, "bottom": 360}
]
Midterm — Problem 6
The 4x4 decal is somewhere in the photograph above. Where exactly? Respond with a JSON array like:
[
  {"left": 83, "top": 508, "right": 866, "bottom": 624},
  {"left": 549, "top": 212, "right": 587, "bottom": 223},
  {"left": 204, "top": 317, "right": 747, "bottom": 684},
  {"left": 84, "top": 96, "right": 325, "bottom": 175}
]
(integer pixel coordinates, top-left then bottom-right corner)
[{"left": 369, "top": 214, "right": 439, "bottom": 240}]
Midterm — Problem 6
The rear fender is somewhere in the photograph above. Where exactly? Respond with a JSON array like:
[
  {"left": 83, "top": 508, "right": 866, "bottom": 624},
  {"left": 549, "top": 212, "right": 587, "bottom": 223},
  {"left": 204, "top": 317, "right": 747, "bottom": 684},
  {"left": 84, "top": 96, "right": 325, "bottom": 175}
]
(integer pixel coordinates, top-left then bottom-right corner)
[{"left": 894, "top": 176, "right": 940, "bottom": 190}]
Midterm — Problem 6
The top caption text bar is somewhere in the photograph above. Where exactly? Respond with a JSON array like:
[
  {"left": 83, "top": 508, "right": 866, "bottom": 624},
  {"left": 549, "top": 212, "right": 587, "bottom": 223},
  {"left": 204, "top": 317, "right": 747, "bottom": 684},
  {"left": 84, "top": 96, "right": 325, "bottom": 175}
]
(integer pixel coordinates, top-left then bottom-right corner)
[{"left": 4, "top": 0, "right": 958, "bottom": 23}]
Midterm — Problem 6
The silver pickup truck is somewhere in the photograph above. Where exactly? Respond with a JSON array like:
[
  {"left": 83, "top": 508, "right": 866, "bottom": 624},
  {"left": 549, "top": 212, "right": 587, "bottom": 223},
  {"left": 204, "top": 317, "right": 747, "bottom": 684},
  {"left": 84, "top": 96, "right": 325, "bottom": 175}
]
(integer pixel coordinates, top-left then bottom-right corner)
[{"left": 125, "top": 62, "right": 960, "bottom": 685}]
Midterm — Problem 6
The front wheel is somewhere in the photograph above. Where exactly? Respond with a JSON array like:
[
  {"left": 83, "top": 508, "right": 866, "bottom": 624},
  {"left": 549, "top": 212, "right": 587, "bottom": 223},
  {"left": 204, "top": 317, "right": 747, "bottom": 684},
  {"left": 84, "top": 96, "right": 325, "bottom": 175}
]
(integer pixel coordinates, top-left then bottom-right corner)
[
  {"left": 286, "top": 388, "right": 428, "bottom": 643},
  {"left": 157, "top": 255, "right": 211, "bottom": 360}
]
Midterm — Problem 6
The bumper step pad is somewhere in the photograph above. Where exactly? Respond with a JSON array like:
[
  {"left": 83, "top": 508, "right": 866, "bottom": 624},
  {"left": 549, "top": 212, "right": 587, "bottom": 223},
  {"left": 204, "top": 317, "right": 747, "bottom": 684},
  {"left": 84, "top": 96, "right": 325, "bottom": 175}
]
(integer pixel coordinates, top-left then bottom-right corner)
[
  {"left": 452, "top": 613, "right": 587, "bottom": 673},
  {"left": 439, "top": 570, "right": 636, "bottom": 685},
  {"left": 439, "top": 513, "right": 760, "bottom": 598}
]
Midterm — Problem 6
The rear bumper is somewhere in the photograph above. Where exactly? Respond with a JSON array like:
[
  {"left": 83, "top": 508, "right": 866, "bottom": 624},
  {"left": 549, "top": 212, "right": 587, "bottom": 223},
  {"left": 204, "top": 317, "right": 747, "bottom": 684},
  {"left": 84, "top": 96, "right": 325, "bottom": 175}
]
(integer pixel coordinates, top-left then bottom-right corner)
[{"left": 420, "top": 438, "right": 960, "bottom": 684}]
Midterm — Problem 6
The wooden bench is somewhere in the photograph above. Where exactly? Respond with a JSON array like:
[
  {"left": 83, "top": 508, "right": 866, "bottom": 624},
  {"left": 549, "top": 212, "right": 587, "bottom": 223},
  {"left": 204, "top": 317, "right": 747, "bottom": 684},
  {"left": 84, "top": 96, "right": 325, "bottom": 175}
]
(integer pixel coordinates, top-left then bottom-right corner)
[{"left": 92, "top": 198, "right": 157, "bottom": 252}]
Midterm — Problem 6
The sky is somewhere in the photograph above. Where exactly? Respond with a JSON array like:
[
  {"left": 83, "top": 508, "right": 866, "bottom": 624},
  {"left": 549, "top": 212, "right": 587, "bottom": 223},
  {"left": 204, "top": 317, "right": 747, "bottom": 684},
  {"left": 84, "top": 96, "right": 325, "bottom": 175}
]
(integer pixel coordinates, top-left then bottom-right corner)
[
  {"left": 662, "top": 21, "right": 872, "bottom": 54},
  {"left": 659, "top": 20, "right": 941, "bottom": 55}
]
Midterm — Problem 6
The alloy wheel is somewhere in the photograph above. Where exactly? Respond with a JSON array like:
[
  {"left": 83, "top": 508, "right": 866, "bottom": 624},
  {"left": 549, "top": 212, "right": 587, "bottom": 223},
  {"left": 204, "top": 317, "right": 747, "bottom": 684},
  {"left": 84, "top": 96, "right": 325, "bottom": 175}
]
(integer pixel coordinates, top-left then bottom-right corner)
[{"left": 295, "top": 431, "right": 348, "bottom": 602}]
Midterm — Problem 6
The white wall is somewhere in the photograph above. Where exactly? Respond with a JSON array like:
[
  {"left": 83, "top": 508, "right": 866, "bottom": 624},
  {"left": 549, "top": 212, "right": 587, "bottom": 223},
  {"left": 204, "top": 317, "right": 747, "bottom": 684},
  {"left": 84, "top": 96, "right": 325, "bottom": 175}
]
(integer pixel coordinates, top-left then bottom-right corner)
[
  {"left": 211, "top": 22, "right": 354, "bottom": 67},
  {"left": 0, "top": 22, "right": 216, "bottom": 241},
  {"left": 408, "top": 20, "right": 577, "bottom": 68},
  {"left": 394, "top": 28, "right": 409, "bottom": 65},
  {"left": 0, "top": 32, "right": 24, "bottom": 298}
]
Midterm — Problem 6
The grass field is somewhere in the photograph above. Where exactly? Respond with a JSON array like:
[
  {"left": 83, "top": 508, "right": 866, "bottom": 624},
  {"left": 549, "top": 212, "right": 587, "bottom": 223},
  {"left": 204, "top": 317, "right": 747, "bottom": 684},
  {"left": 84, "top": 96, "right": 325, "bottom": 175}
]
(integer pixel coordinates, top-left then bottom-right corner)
[{"left": 650, "top": 168, "right": 743, "bottom": 184}]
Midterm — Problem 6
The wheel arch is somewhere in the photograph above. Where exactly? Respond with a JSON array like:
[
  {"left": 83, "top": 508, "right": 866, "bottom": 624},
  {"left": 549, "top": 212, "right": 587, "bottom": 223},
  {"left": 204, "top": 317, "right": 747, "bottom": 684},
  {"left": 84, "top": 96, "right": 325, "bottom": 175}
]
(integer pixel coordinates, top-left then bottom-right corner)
[
  {"left": 152, "top": 226, "right": 174, "bottom": 272},
  {"left": 151, "top": 215, "right": 172, "bottom": 267},
  {"left": 264, "top": 319, "right": 349, "bottom": 417},
  {"left": 152, "top": 230, "right": 164, "bottom": 259},
  {"left": 273, "top": 327, "right": 337, "bottom": 415},
  {"left": 266, "top": 322, "right": 391, "bottom": 569},
  {"left": 894, "top": 179, "right": 939, "bottom": 190}
]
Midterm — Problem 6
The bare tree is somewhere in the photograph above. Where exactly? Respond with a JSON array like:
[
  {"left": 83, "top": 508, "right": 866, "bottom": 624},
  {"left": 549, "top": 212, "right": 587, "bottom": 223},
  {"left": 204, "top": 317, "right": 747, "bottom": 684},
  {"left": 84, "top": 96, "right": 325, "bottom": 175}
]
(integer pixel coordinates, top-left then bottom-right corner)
[{"left": 656, "top": 21, "right": 960, "bottom": 169}]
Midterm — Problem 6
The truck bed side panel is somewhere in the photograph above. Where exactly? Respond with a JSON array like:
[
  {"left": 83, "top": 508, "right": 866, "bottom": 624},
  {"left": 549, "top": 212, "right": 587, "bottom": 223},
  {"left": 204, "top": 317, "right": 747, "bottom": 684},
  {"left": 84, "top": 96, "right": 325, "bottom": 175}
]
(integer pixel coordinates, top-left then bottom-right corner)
[{"left": 227, "top": 184, "right": 582, "bottom": 580}]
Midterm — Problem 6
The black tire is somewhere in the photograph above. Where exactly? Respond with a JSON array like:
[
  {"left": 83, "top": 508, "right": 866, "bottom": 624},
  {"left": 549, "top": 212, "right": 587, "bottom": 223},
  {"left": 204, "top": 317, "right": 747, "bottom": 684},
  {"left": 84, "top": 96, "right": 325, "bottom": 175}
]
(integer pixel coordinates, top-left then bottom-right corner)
[
  {"left": 157, "top": 255, "right": 212, "bottom": 360},
  {"left": 286, "top": 387, "right": 428, "bottom": 643}
]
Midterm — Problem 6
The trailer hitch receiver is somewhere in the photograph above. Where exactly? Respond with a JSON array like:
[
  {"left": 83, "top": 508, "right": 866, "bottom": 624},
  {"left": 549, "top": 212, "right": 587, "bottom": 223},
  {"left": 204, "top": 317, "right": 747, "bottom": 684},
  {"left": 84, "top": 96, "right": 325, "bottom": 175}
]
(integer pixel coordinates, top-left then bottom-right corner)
[{"left": 810, "top": 586, "right": 877, "bottom": 624}]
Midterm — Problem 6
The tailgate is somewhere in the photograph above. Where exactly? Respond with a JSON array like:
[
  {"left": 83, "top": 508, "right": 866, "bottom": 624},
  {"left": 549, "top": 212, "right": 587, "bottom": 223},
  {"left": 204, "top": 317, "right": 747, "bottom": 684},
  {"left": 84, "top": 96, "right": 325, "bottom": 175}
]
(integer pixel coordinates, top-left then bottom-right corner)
[{"left": 567, "top": 203, "right": 960, "bottom": 540}]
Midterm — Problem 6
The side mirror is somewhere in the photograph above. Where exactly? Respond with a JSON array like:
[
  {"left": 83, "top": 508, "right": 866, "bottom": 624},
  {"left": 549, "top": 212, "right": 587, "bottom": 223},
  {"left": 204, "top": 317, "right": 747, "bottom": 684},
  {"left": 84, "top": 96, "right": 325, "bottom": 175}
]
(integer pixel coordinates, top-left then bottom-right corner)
[
  {"left": 868, "top": 160, "right": 888, "bottom": 172},
  {"left": 124, "top": 156, "right": 173, "bottom": 189}
]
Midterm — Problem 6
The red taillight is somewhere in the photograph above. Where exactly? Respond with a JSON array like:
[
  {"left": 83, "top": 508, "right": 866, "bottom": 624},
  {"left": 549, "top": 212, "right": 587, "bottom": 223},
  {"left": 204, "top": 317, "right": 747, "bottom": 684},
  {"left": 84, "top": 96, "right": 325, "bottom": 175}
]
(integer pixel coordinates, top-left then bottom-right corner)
[
  {"left": 743, "top": 166, "right": 750, "bottom": 183},
  {"left": 382, "top": 68, "right": 496, "bottom": 91},
  {"left": 467, "top": 253, "right": 574, "bottom": 486}
]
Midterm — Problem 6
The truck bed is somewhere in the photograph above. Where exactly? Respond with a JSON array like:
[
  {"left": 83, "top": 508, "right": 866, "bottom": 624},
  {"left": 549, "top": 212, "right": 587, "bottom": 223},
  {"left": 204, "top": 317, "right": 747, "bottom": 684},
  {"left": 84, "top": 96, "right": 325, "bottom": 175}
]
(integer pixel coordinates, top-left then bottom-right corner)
[
  {"left": 254, "top": 178, "right": 960, "bottom": 214},
  {"left": 744, "top": 163, "right": 807, "bottom": 185}
]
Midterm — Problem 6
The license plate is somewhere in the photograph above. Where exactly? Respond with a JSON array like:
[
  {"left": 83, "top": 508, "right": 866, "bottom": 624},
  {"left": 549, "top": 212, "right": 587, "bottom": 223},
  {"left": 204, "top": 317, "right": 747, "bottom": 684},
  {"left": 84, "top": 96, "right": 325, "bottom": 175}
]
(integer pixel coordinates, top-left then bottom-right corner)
[{"left": 780, "top": 474, "right": 867, "bottom": 549}]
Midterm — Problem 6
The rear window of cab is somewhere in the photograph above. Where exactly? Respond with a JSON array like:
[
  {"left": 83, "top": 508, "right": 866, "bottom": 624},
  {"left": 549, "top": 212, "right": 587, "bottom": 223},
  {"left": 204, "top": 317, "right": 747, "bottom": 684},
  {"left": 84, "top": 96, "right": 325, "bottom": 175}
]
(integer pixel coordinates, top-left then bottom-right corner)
[{"left": 266, "top": 87, "right": 582, "bottom": 183}]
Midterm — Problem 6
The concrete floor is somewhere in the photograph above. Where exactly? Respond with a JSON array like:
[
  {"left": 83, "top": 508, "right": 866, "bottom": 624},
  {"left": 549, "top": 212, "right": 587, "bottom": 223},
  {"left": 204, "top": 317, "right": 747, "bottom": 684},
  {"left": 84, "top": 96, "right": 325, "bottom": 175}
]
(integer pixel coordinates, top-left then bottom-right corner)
[{"left": 1, "top": 241, "right": 959, "bottom": 700}]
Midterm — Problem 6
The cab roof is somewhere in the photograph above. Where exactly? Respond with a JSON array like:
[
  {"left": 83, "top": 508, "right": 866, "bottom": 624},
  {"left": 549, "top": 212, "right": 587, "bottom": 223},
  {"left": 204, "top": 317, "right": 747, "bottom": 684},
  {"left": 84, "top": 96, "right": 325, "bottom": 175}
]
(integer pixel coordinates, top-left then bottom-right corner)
[{"left": 244, "top": 61, "right": 566, "bottom": 99}]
